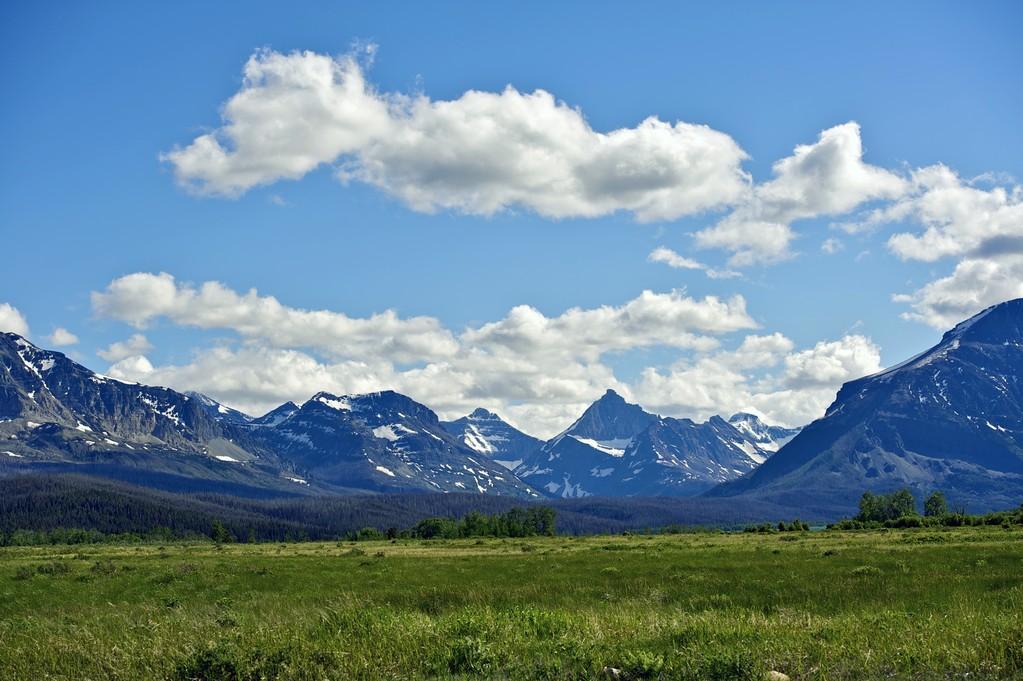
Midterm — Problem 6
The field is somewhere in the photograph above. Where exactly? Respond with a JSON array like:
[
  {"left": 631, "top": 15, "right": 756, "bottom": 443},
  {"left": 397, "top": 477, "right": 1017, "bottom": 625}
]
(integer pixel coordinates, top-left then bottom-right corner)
[{"left": 2, "top": 527, "right": 1023, "bottom": 680}]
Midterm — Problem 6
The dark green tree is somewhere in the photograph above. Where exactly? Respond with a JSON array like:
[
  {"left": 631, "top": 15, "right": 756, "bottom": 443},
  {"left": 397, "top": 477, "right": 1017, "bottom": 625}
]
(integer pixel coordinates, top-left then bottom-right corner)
[
  {"left": 924, "top": 491, "right": 948, "bottom": 517},
  {"left": 211, "top": 520, "right": 234, "bottom": 544},
  {"left": 856, "top": 488, "right": 918, "bottom": 522}
]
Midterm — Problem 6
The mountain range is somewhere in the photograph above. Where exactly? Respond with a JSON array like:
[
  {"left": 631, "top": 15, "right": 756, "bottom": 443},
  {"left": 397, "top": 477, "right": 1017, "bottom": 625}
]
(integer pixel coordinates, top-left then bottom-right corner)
[
  {"left": 0, "top": 331, "right": 790, "bottom": 501},
  {"left": 3, "top": 297, "right": 1023, "bottom": 515},
  {"left": 513, "top": 390, "right": 786, "bottom": 497}
]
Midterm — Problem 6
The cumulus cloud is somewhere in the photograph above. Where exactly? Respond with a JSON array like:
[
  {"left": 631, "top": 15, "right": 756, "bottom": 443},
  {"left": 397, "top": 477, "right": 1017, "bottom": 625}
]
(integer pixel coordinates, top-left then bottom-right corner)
[
  {"left": 694, "top": 122, "right": 906, "bottom": 266},
  {"left": 893, "top": 255, "right": 1023, "bottom": 329},
  {"left": 107, "top": 331, "right": 877, "bottom": 437},
  {"left": 91, "top": 272, "right": 459, "bottom": 363},
  {"left": 647, "top": 246, "right": 741, "bottom": 279},
  {"left": 47, "top": 328, "right": 79, "bottom": 346},
  {"left": 635, "top": 334, "right": 881, "bottom": 427},
  {"left": 0, "top": 303, "right": 29, "bottom": 337},
  {"left": 821, "top": 237, "right": 844, "bottom": 254},
  {"left": 93, "top": 273, "right": 753, "bottom": 365},
  {"left": 107, "top": 355, "right": 155, "bottom": 377},
  {"left": 93, "top": 273, "right": 762, "bottom": 436},
  {"left": 850, "top": 167, "right": 1023, "bottom": 327},
  {"left": 777, "top": 335, "right": 882, "bottom": 390},
  {"left": 98, "top": 333, "right": 154, "bottom": 362},
  {"left": 882, "top": 166, "right": 1023, "bottom": 262},
  {"left": 462, "top": 290, "right": 754, "bottom": 362},
  {"left": 162, "top": 47, "right": 751, "bottom": 221}
]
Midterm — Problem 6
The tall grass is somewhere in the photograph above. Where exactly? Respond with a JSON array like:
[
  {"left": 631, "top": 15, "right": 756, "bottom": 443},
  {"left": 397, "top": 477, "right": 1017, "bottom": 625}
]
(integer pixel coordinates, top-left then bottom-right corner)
[{"left": 1, "top": 527, "right": 1021, "bottom": 679}]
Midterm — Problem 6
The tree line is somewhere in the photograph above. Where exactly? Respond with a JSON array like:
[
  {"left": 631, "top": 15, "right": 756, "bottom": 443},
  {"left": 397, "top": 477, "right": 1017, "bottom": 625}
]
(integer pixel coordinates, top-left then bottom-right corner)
[
  {"left": 347, "top": 507, "right": 557, "bottom": 541},
  {"left": 830, "top": 488, "right": 1023, "bottom": 529}
]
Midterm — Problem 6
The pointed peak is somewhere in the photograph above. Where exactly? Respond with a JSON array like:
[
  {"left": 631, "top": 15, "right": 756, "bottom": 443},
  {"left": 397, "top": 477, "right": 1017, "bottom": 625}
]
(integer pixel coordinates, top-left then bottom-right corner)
[
  {"left": 469, "top": 407, "right": 499, "bottom": 420},
  {"left": 729, "top": 412, "right": 763, "bottom": 424},
  {"left": 266, "top": 400, "right": 299, "bottom": 414}
]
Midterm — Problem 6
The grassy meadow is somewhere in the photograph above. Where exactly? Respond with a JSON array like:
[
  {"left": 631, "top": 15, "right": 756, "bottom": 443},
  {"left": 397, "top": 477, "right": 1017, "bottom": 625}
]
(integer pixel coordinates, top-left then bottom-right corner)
[{"left": 2, "top": 527, "right": 1022, "bottom": 680}]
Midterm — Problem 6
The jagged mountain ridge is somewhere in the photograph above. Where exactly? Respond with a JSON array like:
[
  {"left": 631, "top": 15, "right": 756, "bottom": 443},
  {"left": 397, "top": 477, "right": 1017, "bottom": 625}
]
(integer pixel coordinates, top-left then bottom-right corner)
[
  {"left": 0, "top": 333, "right": 536, "bottom": 498},
  {"left": 0, "top": 331, "right": 798, "bottom": 500},
  {"left": 709, "top": 299, "right": 1023, "bottom": 514},
  {"left": 514, "top": 390, "right": 778, "bottom": 497},
  {"left": 441, "top": 408, "right": 544, "bottom": 470},
  {"left": 251, "top": 391, "right": 537, "bottom": 496},
  {"left": 728, "top": 412, "right": 801, "bottom": 452}
]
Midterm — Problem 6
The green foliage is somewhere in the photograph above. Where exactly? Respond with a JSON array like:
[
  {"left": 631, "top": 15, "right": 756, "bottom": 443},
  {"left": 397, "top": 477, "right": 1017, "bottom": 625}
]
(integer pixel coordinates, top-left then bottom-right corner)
[
  {"left": 405, "top": 506, "right": 556, "bottom": 540},
  {"left": 857, "top": 488, "right": 919, "bottom": 522},
  {"left": 832, "top": 490, "right": 1023, "bottom": 530},
  {"left": 743, "top": 519, "right": 809, "bottom": 533},
  {"left": 210, "top": 520, "right": 234, "bottom": 545},
  {"left": 924, "top": 490, "right": 948, "bottom": 517}
]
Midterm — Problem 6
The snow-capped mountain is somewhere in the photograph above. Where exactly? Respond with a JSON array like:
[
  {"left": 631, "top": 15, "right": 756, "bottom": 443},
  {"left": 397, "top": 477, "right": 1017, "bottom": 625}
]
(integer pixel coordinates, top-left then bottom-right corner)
[
  {"left": 711, "top": 299, "right": 1023, "bottom": 514},
  {"left": 0, "top": 332, "right": 298, "bottom": 493},
  {"left": 0, "top": 333, "right": 536, "bottom": 498},
  {"left": 441, "top": 408, "right": 544, "bottom": 470},
  {"left": 515, "top": 390, "right": 773, "bottom": 497},
  {"left": 186, "top": 391, "right": 253, "bottom": 425},
  {"left": 727, "top": 412, "right": 800, "bottom": 452},
  {"left": 250, "top": 401, "right": 299, "bottom": 427},
  {"left": 252, "top": 391, "right": 537, "bottom": 497}
]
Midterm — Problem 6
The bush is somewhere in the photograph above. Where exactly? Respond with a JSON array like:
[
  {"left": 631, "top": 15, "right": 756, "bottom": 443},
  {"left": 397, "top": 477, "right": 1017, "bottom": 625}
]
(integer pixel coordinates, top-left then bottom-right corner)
[
  {"left": 447, "top": 637, "right": 498, "bottom": 676},
  {"left": 850, "top": 565, "right": 882, "bottom": 577},
  {"left": 36, "top": 561, "right": 72, "bottom": 576}
]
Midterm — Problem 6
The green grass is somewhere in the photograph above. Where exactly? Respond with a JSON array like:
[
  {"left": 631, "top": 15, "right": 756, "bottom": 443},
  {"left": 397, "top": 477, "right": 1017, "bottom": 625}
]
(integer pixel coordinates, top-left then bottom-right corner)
[{"left": 2, "top": 527, "right": 1023, "bottom": 679}]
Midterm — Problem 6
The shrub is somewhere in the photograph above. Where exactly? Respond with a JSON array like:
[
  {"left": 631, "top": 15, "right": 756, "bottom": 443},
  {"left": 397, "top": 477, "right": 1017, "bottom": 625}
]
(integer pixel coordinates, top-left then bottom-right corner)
[
  {"left": 850, "top": 565, "right": 882, "bottom": 577},
  {"left": 447, "top": 636, "right": 497, "bottom": 675},
  {"left": 36, "top": 561, "right": 72, "bottom": 576}
]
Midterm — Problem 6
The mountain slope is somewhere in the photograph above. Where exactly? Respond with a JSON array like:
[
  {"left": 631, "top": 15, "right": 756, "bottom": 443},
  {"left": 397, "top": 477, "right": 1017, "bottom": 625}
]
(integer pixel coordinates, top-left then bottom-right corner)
[
  {"left": 710, "top": 299, "right": 1023, "bottom": 514},
  {"left": 441, "top": 408, "right": 544, "bottom": 470},
  {"left": 0, "top": 333, "right": 536, "bottom": 498},
  {"left": 249, "top": 391, "right": 538, "bottom": 497},
  {"left": 515, "top": 390, "right": 771, "bottom": 497},
  {"left": 0, "top": 333, "right": 310, "bottom": 495}
]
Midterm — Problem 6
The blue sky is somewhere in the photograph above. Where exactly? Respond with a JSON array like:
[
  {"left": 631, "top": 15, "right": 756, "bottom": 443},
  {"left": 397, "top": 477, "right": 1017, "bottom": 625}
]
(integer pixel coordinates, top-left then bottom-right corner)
[{"left": 2, "top": 2, "right": 1022, "bottom": 436}]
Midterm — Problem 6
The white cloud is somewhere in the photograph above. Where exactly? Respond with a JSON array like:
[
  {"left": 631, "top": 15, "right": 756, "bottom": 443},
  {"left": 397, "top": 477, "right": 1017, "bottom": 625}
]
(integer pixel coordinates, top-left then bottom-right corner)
[
  {"left": 635, "top": 334, "right": 881, "bottom": 427},
  {"left": 893, "top": 254, "right": 1023, "bottom": 329},
  {"left": 777, "top": 335, "right": 882, "bottom": 390},
  {"left": 91, "top": 272, "right": 459, "bottom": 364},
  {"left": 98, "top": 334, "right": 154, "bottom": 362},
  {"left": 821, "top": 237, "right": 844, "bottom": 254},
  {"left": 0, "top": 303, "right": 29, "bottom": 337},
  {"left": 883, "top": 165, "right": 1023, "bottom": 262},
  {"left": 92, "top": 273, "right": 762, "bottom": 437},
  {"left": 694, "top": 219, "right": 796, "bottom": 267},
  {"left": 47, "top": 328, "right": 79, "bottom": 346},
  {"left": 647, "top": 246, "right": 741, "bottom": 279},
  {"left": 851, "top": 166, "right": 1023, "bottom": 327},
  {"left": 108, "top": 328, "right": 877, "bottom": 436},
  {"left": 107, "top": 355, "right": 155, "bottom": 377},
  {"left": 462, "top": 290, "right": 755, "bottom": 362},
  {"left": 162, "top": 47, "right": 751, "bottom": 222},
  {"left": 695, "top": 122, "right": 906, "bottom": 266}
]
